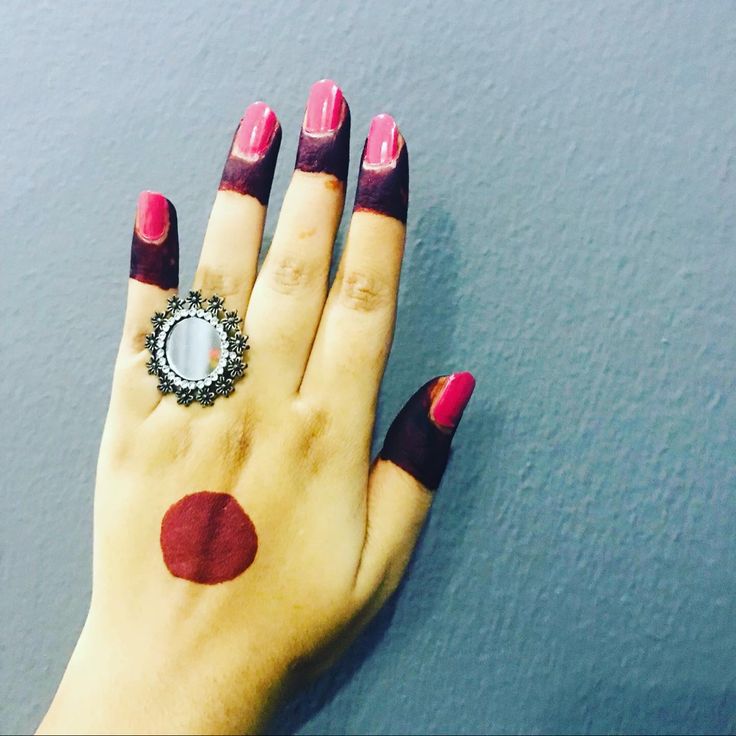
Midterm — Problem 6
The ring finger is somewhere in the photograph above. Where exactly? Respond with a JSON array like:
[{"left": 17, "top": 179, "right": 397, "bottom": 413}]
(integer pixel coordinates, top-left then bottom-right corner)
[{"left": 192, "top": 101, "right": 282, "bottom": 316}]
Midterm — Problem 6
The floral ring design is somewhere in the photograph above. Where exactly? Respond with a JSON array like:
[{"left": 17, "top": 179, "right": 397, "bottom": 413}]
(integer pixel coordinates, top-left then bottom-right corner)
[{"left": 145, "top": 291, "right": 249, "bottom": 406}]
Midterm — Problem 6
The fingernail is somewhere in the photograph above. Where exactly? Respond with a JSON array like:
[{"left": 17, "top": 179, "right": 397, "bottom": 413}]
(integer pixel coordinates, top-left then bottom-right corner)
[
  {"left": 379, "top": 374, "right": 471, "bottom": 490},
  {"left": 353, "top": 114, "right": 408, "bottom": 222},
  {"left": 295, "top": 80, "right": 350, "bottom": 181},
  {"left": 131, "top": 192, "right": 179, "bottom": 289},
  {"left": 364, "top": 113, "right": 399, "bottom": 166},
  {"left": 430, "top": 372, "right": 476, "bottom": 429},
  {"left": 233, "top": 101, "right": 279, "bottom": 160},
  {"left": 304, "top": 79, "right": 344, "bottom": 134},
  {"left": 220, "top": 103, "right": 282, "bottom": 203},
  {"left": 135, "top": 190, "right": 169, "bottom": 242}
]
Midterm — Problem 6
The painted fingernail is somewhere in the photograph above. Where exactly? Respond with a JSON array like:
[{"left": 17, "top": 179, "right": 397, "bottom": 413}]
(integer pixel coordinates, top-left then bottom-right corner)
[
  {"left": 130, "top": 191, "right": 179, "bottom": 289},
  {"left": 232, "top": 102, "right": 279, "bottom": 159},
  {"left": 364, "top": 113, "right": 399, "bottom": 165},
  {"left": 379, "top": 372, "right": 476, "bottom": 490},
  {"left": 304, "top": 79, "right": 344, "bottom": 134},
  {"left": 219, "top": 102, "right": 282, "bottom": 204},
  {"left": 430, "top": 372, "right": 477, "bottom": 429},
  {"left": 354, "top": 113, "right": 409, "bottom": 223},
  {"left": 295, "top": 79, "right": 350, "bottom": 182},
  {"left": 135, "top": 190, "right": 169, "bottom": 242}
]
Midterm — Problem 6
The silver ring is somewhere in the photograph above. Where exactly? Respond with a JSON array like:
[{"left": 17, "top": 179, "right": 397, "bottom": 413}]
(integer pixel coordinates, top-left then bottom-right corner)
[{"left": 145, "top": 291, "right": 248, "bottom": 406}]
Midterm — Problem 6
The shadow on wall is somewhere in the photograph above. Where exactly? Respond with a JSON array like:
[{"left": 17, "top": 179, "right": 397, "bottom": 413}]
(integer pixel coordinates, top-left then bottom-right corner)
[
  {"left": 270, "top": 207, "right": 502, "bottom": 734},
  {"left": 391, "top": 205, "right": 462, "bottom": 380}
]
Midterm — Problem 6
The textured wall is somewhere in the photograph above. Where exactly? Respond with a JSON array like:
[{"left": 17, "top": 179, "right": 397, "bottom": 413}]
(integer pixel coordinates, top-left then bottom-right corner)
[{"left": 1, "top": 1, "right": 735, "bottom": 733}]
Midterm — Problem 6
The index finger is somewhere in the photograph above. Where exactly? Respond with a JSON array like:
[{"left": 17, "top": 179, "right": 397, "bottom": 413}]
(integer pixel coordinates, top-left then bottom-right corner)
[{"left": 300, "top": 114, "right": 408, "bottom": 429}]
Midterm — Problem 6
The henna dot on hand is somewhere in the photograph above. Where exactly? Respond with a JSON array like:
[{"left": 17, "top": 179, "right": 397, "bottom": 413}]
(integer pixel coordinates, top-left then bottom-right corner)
[{"left": 160, "top": 491, "right": 258, "bottom": 584}]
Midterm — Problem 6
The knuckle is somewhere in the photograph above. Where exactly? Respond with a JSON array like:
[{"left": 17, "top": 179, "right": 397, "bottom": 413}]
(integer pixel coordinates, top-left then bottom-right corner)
[
  {"left": 340, "top": 270, "right": 389, "bottom": 312},
  {"left": 121, "top": 325, "right": 148, "bottom": 353},
  {"left": 269, "top": 253, "right": 310, "bottom": 294},
  {"left": 196, "top": 270, "right": 242, "bottom": 301}
]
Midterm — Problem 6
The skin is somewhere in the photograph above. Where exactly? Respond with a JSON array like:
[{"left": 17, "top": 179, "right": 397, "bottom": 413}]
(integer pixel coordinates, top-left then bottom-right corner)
[{"left": 38, "top": 83, "right": 474, "bottom": 735}]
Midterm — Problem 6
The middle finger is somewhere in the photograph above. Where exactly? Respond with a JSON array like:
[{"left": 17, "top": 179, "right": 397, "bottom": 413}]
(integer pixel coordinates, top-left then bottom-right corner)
[{"left": 246, "top": 79, "right": 350, "bottom": 395}]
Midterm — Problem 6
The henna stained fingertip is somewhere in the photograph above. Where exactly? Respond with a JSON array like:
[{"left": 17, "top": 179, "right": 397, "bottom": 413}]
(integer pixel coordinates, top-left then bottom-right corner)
[
  {"left": 295, "top": 79, "right": 350, "bottom": 182},
  {"left": 219, "top": 101, "right": 282, "bottom": 205},
  {"left": 353, "top": 113, "right": 409, "bottom": 223},
  {"left": 130, "top": 191, "right": 179, "bottom": 290},
  {"left": 379, "top": 372, "right": 476, "bottom": 490}
]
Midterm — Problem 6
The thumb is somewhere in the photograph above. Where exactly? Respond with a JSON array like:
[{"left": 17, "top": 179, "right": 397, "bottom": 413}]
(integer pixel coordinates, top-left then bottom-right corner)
[{"left": 355, "top": 372, "right": 476, "bottom": 599}]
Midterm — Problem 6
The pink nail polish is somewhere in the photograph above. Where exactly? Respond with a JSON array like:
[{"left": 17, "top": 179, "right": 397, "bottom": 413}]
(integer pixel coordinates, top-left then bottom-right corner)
[
  {"left": 430, "top": 372, "right": 476, "bottom": 429},
  {"left": 233, "top": 101, "right": 278, "bottom": 160},
  {"left": 364, "top": 113, "right": 399, "bottom": 166},
  {"left": 135, "top": 191, "right": 169, "bottom": 242},
  {"left": 304, "top": 79, "right": 344, "bottom": 134}
]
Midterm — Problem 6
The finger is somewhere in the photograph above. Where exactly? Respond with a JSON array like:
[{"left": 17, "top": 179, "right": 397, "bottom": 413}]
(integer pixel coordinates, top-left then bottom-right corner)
[
  {"left": 300, "top": 114, "right": 408, "bottom": 420},
  {"left": 114, "top": 191, "right": 179, "bottom": 416},
  {"left": 354, "top": 373, "right": 476, "bottom": 600},
  {"left": 192, "top": 102, "right": 281, "bottom": 315},
  {"left": 245, "top": 80, "right": 350, "bottom": 393},
  {"left": 123, "top": 191, "right": 179, "bottom": 353}
]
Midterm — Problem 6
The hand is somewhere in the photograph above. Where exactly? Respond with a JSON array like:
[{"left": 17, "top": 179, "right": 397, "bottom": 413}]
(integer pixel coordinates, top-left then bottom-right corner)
[{"left": 39, "top": 80, "right": 475, "bottom": 735}]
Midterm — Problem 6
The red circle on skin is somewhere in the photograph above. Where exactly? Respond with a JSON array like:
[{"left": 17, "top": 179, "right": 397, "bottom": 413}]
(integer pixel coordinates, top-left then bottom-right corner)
[{"left": 160, "top": 491, "right": 258, "bottom": 584}]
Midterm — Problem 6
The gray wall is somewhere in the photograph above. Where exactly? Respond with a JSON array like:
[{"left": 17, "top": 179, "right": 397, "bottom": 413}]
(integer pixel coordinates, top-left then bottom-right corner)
[{"left": 2, "top": 1, "right": 735, "bottom": 733}]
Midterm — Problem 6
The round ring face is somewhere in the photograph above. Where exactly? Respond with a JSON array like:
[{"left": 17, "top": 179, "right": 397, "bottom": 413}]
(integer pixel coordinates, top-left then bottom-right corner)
[
  {"left": 166, "top": 317, "right": 223, "bottom": 381},
  {"left": 145, "top": 291, "right": 248, "bottom": 406}
]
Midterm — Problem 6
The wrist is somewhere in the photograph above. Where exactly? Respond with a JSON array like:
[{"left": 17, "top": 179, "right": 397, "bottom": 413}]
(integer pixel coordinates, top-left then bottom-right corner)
[{"left": 38, "top": 616, "right": 283, "bottom": 735}]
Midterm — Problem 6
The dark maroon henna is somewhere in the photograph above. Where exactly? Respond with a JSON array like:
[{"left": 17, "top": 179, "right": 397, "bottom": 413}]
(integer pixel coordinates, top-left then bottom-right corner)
[
  {"left": 295, "top": 79, "right": 350, "bottom": 182},
  {"left": 219, "top": 101, "right": 282, "bottom": 206},
  {"left": 354, "top": 114, "right": 409, "bottom": 223},
  {"left": 160, "top": 491, "right": 258, "bottom": 585},
  {"left": 379, "top": 372, "right": 475, "bottom": 490},
  {"left": 130, "top": 191, "right": 179, "bottom": 290}
]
